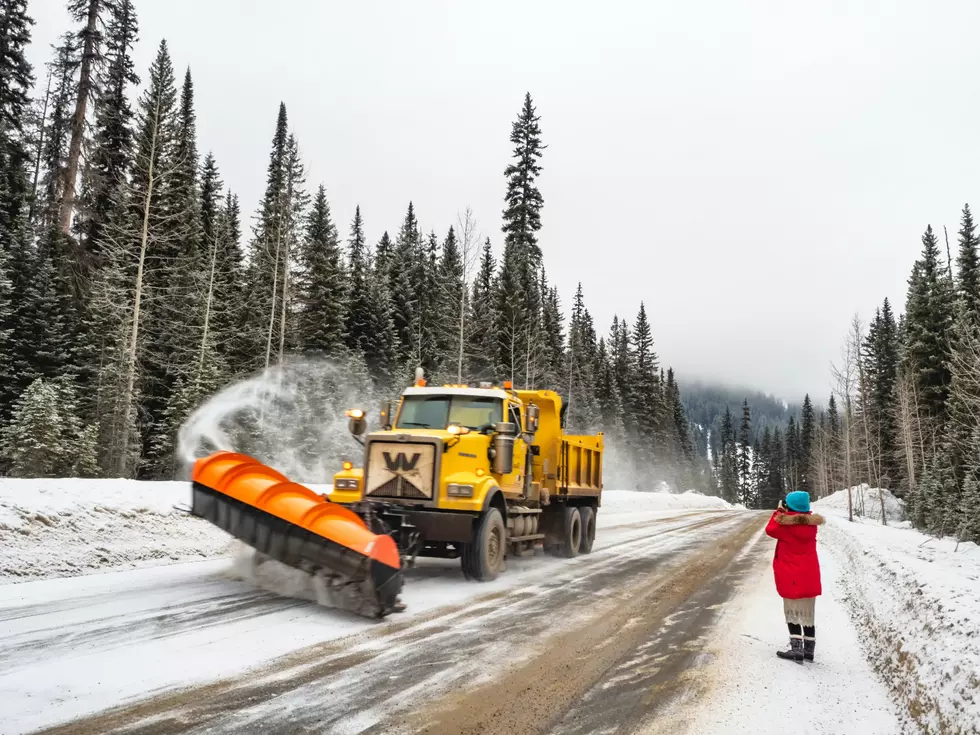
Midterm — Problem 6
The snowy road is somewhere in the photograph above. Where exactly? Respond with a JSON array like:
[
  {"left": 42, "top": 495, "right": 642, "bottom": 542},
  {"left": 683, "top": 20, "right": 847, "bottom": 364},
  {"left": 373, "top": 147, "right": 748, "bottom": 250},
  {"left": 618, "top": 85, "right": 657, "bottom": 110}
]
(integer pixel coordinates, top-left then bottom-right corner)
[
  {"left": 1, "top": 504, "right": 901, "bottom": 735},
  {"left": 1, "top": 507, "right": 749, "bottom": 734}
]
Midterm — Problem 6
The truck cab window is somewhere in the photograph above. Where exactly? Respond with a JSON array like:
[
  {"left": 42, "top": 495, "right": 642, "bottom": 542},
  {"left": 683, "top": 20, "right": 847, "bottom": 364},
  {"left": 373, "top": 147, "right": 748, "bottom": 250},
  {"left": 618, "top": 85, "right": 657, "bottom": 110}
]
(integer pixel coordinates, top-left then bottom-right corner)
[{"left": 508, "top": 404, "right": 523, "bottom": 432}]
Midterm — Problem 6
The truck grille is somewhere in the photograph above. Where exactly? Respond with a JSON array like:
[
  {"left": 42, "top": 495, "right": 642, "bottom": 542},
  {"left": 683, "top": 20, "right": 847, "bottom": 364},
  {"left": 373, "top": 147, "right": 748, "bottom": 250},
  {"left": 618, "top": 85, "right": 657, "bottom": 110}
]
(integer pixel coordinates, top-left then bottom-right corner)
[{"left": 365, "top": 441, "right": 436, "bottom": 500}]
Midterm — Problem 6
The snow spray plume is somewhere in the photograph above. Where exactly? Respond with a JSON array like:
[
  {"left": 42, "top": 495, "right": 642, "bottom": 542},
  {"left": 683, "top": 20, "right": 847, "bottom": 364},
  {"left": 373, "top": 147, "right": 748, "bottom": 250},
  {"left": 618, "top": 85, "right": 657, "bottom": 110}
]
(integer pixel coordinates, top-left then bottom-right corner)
[{"left": 177, "top": 357, "right": 377, "bottom": 483}]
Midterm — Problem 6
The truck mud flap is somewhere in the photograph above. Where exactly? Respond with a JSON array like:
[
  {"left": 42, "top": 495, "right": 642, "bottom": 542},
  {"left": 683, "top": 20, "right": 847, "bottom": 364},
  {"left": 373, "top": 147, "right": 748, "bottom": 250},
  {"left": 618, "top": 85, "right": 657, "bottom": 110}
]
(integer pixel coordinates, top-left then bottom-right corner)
[{"left": 190, "top": 451, "right": 402, "bottom": 618}]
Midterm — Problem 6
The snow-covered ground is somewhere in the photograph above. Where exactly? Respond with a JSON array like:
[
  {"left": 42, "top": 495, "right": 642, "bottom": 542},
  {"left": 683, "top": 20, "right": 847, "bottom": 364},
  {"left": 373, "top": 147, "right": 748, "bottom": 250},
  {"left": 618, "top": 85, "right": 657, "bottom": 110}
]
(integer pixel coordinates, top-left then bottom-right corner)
[
  {"left": 649, "top": 528, "right": 902, "bottom": 735},
  {"left": 814, "top": 491, "right": 980, "bottom": 734},
  {"left": 0, "top": 476, "right": 735, "bottom": 583},
  {"left": 0, "top": 504, "right": 739, "bottom": 734}
]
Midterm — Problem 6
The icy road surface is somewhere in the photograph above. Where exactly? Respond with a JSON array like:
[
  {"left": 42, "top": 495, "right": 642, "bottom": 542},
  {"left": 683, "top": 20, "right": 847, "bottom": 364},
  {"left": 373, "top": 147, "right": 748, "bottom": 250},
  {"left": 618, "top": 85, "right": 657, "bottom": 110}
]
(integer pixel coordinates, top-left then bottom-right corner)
[{"left": 1, "top": 503, "right": 901, "bottom": 735}]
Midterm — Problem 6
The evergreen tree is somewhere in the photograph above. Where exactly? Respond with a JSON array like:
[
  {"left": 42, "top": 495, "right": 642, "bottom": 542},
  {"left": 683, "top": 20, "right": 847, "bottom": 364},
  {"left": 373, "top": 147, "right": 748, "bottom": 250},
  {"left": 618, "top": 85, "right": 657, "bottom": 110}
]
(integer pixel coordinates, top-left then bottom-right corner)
[
  {"left": 502, "top": 92, "right": 545, "bottom": 263},
  {"left": 467, "top": 237, "right": 497, "bottom": 381},
  {"left": 904, "top": 225, "right": 955, "bottom": 427},
  {"left": 344, "top": 206, "right": 372, "bottom": 356},
  {"left": 738, "top": 400, "right": 752, "bottom": 505},
  {"left": 295, "top": 184, "right": 346, "bottom": 356},
  {"left": 35, "top": 33, "right": 79, "bottom": 228},
  {"left": 956, "top": 204, "right": 980, "bottom": 325},
  {"left": 1, "top": 376, "right": 96, "bottom": 477},
  {"left": 630, "top": 302, "right": 660, "bottom": 468},
  {"left": 826, "top": 394, "right": 841, "bottom": 491},
  {"left": 718, "top": 406, "right": 739, "bottom": 504},
  {"left": 786, "top": 415, "right": 799, "bottom": 489},
  {"left": 389, "top": 202, "right": 419, "bottom": 365},
  {"left": 436, "top": 225, "right": 464, "bottom": 380},
  {"left": 496, "top": 93, "right": 545, "bottom": 386},
  {"left": 78, "top": 0, "right": 138, "bottom": 263},
  {"left": 0, "top": 0, "right": 35, "bottom": 251},
  {"left": 799, "top": 394, "right": 815, "bottom": 492},
  {"left": 862, "top": 299, "right": 901, "bottom": 489},
  {"left": 566, "top": 283, "right": 598, "bottom": 432},
  {"left": 537, "top": 270, "right": 564, "bottom": 390},
  {"left": 58, "top": 0, "right": 114, "bottom": 233}
]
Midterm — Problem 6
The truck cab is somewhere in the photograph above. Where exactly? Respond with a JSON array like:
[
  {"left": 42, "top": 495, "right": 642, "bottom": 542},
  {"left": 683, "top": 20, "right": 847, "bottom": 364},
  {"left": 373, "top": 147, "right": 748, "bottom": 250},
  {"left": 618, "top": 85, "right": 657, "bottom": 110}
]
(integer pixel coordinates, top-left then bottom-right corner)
[{"left": 331, "top": 376, "right": 603, "bottom": 581}]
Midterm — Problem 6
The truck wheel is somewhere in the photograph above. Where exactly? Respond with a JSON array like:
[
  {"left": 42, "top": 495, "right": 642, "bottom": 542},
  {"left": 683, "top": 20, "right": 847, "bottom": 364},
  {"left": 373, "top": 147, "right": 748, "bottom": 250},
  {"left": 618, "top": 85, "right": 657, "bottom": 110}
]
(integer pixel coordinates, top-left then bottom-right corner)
[
  {"left": 461, "top": 508, "right": 506, "bottom": 581},
  {"left": 559, "top": 506, "right": 582, "bottom": 558},
  {"left": 579, "top": 506, "right": 596, "bottom": 554}
]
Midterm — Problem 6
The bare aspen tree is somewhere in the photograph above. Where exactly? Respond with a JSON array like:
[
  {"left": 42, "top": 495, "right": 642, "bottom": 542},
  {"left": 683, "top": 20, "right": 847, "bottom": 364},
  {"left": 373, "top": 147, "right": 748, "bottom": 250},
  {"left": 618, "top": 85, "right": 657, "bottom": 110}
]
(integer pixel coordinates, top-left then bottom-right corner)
[
  {"left": 454, "top": 207, "right": 480, "bottom": 383},
  {"left": 832, "top": 325, "right": 859, "bottom": 522}
]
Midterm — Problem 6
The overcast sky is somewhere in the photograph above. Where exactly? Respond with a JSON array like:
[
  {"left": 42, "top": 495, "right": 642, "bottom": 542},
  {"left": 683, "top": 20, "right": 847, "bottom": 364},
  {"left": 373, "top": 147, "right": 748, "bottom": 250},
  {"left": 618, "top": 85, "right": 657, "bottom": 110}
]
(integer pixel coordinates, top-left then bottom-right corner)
[{"left": 25, "top": 0, "right": 980, "bottom": 401}]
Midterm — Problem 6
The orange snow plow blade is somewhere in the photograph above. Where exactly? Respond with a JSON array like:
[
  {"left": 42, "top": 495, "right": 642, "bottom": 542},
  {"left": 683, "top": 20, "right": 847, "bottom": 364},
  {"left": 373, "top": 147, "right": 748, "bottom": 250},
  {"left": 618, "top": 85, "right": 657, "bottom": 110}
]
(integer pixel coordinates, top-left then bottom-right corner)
[{"left": 190, "top": 451, "right": 402, "bottom": 617}]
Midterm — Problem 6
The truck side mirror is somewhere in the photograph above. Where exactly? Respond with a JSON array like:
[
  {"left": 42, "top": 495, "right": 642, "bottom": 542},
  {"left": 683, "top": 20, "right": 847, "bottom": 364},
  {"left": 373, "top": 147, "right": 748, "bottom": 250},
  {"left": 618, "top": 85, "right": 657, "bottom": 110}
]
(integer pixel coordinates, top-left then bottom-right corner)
[
  {"left": 346, "top": 409, "right": 367, "bottom": 437},
  {"left": 527, "top": 403, "right": 540, "bottom": 433},
  {"left": 380, "top": 399, "right": 393, "bottom": 430}
]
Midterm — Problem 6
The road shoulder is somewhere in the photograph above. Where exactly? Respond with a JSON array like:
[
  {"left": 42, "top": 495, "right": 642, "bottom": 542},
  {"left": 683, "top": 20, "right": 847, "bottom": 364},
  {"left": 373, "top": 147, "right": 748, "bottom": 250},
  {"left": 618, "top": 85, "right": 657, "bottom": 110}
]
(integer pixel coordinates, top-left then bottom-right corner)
[{"left": 645, "top": 533, "right": 903, "bottom": 735}]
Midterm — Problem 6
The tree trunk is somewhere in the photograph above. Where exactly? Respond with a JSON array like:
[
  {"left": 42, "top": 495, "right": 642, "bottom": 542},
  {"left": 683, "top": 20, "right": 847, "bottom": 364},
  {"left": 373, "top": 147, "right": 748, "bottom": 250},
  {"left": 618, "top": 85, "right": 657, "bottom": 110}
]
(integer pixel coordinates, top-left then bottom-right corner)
[
  {"left": 59, "top": 0, "right": 102, "bottom": 235},
  {"left": 30, "top": 70, "right": 53, "bottom": 223},
  {"left": 117, "top": 88, "right": 160, "bottom": 476}
]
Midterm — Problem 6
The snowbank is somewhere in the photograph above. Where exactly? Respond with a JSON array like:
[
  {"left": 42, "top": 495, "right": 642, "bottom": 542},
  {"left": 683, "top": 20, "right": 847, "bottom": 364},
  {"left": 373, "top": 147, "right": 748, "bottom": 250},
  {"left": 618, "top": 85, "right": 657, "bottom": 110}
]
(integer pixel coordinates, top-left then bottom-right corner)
[
  {"left": 0, "top": 478, "right": 232, "bottom": 582},
  {"left": 821, "top": 514, "right": 980, "bottom": 733},
  {"left": 817, "top": 485, "right": 906, "bottom": 524},
  {"left": 0, "top": 477, "right": 738, "bottom": 585},
  {"left": 602, "top": 488, "right": 740, "bottom": 514}
]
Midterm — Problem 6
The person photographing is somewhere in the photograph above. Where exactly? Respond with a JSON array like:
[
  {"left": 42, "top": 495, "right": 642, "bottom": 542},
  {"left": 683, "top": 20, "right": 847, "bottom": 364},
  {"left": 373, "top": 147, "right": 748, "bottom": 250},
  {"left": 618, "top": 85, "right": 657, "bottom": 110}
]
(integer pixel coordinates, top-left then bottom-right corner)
[{"left": 765, "top": 490, "right": 825, "bottom": 663}]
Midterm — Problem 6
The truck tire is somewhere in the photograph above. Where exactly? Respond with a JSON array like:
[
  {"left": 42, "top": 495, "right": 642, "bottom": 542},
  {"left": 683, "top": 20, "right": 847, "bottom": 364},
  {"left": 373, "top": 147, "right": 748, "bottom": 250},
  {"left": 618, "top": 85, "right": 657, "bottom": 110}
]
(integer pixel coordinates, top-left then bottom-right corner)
[
  {"left": 559, "top": 506, "right": 582, "bottom": 558},
  {"left": 461, "top": 508, "right": 506, "bottom": 581},
  {"left": 579, "top": 506, "right": 596, "bottom": 554}
]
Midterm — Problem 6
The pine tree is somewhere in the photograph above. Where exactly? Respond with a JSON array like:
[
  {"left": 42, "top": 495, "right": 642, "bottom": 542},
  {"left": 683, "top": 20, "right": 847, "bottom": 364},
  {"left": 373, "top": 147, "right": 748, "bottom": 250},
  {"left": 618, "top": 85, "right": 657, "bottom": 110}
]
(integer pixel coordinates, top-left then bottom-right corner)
[
  {"left": 826, "top": 394, "right": 841, "bottom": 491},
  {"left": 786, "top": 415, "right": 799, "bottom": 489},
  {"left": 363, "top": 242, "right": 399, "bottom": 387},
  {"left": 566, "top": 283, "right": 598, "bottom": 432},
  {"left": 467, "top": 237, "right": 497, "bottom": 381},
  {"left": 719, "top": 406, "right": 739, "bottom": 504},
  {"left": 497, "top": 93, "right": 546, "bottom": 386},
  {"left": 436, "top": 225, "right": 464, "bottom": 380},
  {"left": 538, "top": 271, "right": 564, "bottom": 389},
  {"left": 58, "top": 0, "right": 113, "bottom": 233},
  {"left": 502, "top": 92, "right": 545, "bottom": 263},
  {"left": 296, "top": 184, "right": 346, "bottom": 356},
  {"left": 630, "top": 302, "right": 660, "bottom": 469},
  {"left": 799, "top": 394, "right": 815, "bottom": 492},
  {"left": 78, "top": 0, "right": 138, "bottom": 263},
  {"left": 389, "top": 202, "right": 419, "bottom": 365},
  {"left": 0, "top": 376, "right": 96, "bottom": 477},
  {"left": 959, "top": 429, "right": 980, "bottom": 543},
  {"left": 34, "top": 34, "right": 79, "bottom": 228},
  {"left": 956, "top": 204, "right": 980, "bottom": 325},
  {"left": 738, "top": 400, "right": 752, "bottom": 504},
  {"left": 904, "top": 225, "right": 955, "bottom": 427},
  {"left": 344, "top": 206, "right": 372, "bottom": 356},
  {"left": 0, "top": 0, "right": 34, "bottom": 258}
]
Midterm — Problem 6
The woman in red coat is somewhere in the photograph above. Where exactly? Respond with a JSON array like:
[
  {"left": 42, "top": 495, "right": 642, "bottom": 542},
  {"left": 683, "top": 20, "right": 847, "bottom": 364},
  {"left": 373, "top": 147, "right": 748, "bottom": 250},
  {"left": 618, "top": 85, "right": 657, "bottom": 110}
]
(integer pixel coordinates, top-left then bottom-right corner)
[{"left": 765, "top": 490, "right": 824, "bottom": 663}]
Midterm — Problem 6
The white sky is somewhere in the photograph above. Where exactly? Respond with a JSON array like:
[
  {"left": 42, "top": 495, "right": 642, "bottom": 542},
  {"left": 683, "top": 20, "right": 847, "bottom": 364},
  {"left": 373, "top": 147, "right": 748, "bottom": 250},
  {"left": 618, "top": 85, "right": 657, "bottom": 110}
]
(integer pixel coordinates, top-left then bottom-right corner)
[{"left": 25, "top": 0, "right": 980, "bottom": 400}]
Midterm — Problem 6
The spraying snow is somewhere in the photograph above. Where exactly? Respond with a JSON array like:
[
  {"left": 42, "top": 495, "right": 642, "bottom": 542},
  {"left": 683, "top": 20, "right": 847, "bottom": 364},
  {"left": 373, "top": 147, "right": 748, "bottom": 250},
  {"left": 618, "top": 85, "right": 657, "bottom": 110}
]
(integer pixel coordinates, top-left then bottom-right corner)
[{"left": 176, "top": 357, "right": 378, "bottom": 483}]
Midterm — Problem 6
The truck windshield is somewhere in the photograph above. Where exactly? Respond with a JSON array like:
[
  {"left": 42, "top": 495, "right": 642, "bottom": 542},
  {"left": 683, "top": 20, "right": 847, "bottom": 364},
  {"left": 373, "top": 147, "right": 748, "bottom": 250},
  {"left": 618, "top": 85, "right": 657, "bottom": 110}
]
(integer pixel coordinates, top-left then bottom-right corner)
[{"left": 396, "top": 396, "right": 502, "bottom": 431}]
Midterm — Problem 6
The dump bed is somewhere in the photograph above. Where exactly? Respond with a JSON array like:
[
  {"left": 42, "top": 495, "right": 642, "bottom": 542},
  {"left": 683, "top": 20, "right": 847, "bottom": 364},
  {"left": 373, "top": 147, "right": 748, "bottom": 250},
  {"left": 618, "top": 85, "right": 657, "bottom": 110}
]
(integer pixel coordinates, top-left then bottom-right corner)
[{"left": 558, "top": 434, "right": 603, "bottom": 498}]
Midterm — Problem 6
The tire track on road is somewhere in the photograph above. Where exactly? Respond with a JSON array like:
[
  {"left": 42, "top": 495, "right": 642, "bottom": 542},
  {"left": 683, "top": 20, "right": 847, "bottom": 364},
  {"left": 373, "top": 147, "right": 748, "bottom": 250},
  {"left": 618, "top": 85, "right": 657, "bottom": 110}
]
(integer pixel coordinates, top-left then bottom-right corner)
[{"left": 35, "top": 512, "right": 744, "bottom": 735}]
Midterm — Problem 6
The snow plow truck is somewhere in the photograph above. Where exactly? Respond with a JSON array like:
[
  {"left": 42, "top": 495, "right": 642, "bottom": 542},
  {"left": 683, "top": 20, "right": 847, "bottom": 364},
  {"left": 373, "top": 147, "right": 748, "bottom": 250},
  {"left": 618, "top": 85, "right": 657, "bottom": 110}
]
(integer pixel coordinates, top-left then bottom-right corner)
[{"left": 190, "top": 371, "right": 604, "bottom": 618}]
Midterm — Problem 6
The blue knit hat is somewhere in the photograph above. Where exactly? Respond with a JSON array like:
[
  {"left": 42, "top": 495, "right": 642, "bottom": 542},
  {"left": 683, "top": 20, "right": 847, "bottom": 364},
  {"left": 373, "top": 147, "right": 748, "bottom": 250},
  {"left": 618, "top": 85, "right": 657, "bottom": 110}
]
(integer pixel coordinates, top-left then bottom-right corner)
[{"left": 785, "top": 491, "right": 811, "bottom": 513}]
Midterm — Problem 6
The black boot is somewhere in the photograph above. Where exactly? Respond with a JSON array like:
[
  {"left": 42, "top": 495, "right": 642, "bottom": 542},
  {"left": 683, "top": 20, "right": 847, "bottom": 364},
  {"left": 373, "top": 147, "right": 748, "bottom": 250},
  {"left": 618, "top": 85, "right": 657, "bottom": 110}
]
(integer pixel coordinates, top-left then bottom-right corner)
[
  {"left": 803, "top": 626, "right": 815, "bottom": 662},
  {"left": 776, "top": 636, "right": 804, "bottom": 663}
]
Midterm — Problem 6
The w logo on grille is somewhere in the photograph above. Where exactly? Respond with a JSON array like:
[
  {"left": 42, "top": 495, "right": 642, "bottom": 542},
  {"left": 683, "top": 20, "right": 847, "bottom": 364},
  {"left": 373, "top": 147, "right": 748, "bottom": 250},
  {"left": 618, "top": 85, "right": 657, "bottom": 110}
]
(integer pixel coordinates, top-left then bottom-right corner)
[{"left": 383, "top": 451, "right": 421, "bottom": 473}]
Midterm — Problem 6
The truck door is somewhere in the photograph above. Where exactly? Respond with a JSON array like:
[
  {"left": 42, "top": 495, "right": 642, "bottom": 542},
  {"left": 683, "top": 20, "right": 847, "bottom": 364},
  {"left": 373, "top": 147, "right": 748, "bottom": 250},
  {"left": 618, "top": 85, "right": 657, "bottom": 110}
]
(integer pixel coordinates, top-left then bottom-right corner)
[{"left": 505, "top": 401, "right": 529, "bottom": 495}]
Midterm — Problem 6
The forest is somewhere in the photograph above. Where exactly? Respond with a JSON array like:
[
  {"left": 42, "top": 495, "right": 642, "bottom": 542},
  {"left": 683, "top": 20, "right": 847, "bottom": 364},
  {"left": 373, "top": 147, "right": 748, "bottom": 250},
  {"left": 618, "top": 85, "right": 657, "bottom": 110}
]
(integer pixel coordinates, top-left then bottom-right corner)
[
  {"left": 0, "top": 0, "right": 711, "bottom": 493},
  {"left": 5, "top": 0, "right": 980, "bottom": 546}
]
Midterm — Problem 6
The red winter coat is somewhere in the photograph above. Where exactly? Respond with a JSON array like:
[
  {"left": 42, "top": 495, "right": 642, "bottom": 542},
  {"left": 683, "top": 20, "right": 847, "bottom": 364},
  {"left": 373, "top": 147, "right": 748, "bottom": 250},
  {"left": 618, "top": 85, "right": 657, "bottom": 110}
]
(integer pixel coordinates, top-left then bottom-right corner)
[{"left": 765, "top": 510, "right": 824, "bottom": 599}]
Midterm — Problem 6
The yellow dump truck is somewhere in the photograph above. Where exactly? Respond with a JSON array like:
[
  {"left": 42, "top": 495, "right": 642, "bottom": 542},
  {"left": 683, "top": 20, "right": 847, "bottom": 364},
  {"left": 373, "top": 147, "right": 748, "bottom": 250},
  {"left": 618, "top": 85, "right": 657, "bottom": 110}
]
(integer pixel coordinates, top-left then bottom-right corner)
[{"left": 331, "top": 374, "right": 604, "bottom": 580}]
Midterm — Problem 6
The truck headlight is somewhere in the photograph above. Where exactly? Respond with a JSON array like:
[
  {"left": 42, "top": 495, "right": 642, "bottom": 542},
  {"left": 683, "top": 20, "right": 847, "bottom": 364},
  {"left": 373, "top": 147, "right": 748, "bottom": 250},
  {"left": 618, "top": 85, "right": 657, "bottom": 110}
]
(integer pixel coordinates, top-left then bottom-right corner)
[
  {"left": 335, "top": 479, "right": 359, "bottom": 490},
  {"left": 447, "top": 483, "right": 474, "bottom": 497}
]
